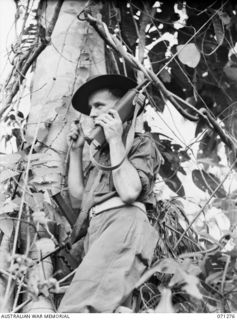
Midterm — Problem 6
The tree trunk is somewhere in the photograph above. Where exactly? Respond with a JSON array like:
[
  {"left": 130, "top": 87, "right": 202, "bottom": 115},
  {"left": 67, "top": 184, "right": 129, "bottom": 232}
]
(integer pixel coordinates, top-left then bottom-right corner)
[{"left": 22, "top": 0, "right": 106, "bottom": 312}]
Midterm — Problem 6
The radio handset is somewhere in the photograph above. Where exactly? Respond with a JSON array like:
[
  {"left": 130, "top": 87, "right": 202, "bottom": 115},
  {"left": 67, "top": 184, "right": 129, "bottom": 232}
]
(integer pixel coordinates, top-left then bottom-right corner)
[{"left": 85, "top": 88, "right": 140, "bottom": 148}]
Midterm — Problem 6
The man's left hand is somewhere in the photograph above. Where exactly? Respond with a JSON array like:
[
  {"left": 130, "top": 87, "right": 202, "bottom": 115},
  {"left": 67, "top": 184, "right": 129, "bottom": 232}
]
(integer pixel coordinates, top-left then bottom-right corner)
[{"left": 94, "top": 109, "right": 123, "bottom": 144}]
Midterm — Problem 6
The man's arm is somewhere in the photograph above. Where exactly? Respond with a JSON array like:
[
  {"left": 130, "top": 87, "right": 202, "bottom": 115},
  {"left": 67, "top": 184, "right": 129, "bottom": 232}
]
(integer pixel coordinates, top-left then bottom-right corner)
[
  {"left": 110, "top": 138, "right": 142, "bottom": 203},
  {"left": 67, "top": 122, "right": 85, "bottom": 208},
  {"left": 95, "top": 109, "right": 142, "bottom": 203}
]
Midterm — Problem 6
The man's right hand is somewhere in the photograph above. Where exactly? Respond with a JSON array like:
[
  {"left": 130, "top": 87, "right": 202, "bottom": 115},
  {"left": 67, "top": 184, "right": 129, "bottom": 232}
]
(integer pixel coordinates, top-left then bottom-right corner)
[{"left": 67, "top": 121, "right": 85, "bottom": 150}]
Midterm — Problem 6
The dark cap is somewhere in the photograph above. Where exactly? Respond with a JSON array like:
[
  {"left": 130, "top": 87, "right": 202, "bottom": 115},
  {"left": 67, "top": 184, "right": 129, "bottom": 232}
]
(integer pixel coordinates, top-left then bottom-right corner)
[{"left": 71, "top": 74, "right": 137, "bottom": 115}]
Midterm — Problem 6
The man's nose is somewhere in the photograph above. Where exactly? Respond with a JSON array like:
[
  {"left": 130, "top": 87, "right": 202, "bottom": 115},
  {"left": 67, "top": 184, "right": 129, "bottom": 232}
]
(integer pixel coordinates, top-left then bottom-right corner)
[{"left": 89, "top": 107, "right": 99, "bottom": 119}]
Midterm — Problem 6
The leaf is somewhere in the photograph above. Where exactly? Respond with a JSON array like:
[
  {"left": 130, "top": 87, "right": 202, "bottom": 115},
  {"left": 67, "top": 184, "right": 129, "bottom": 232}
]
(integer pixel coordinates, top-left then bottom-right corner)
[
  {"left": 146, "top": 83, "right": 165, "bottom": 112},
  {"left": 159, "top": 166, "right": 185, "bottom": 197},
  {"left": 177, "top": 43, "right": 201, "bottom": 68},
  {"left": 154, "top": 288, "right": 175, "bottom": 313},
  {"left": 55, "top": 106, "right": 66, "bottom": 115},
  {"left": 136, "top": 259, "right": 178, "bottom": 288},
  {"left": 33, "top": 182, "right": 59, "bottom": 193},
  {"left": 218, "top": 12, "right": 231, "bottom": 25},
  {"left": 203, "top": 252, "right": 226, "bottom": 277},
  {"left": 24, "top": 194, "right": 36, "bottom": 211},
  {"left": 182, "top": 274, "right": 202, "bottom": 299},
  {"left": 0, "top": 193, "right": 6, "bottom": 204},
  {"left": 224, "top": 66, "right": 237, "bottom": 82},
  {"left": 160, "top": 69, "right": 171, "bottom": 83},
  {"left": 37, "top": 127, "right": 48, "bottom": 141},
  {"left": 30, "top": 176, "right": 58, "bottom": 185},
  {"left": 24, "top": 133, "right": 35, "bottom": 145},
  {"left": 181, "top": 258, "right": 202, "bottom": 276},
  {"left": 24, "top": 128, "right": 48, "bottom": 145},
  {"left": 169, "top": 268, "right": 202, "bottom": 300},
  {"left": 192, "top": 169, "right": 226, "bottom": 198},
  {"left": 0, "top": 201, "right": 19, "bottom": 214},
  {"left": 11, "top": 196, "right": 22, "bottom": 207},
  {"left": 32, "top": 210, "right": 48, "bottom": 225},
  {"left": 0, "top": 153, "right": 22, "bottom": 166},
  {"left": 213, "top": 15, "right": 224, "bottom": 46},
  {"left": 32, "top": 193, "right": 45, "bottom": 210},
  {"left": 197, "top": 158, "right": 221, "bottom": 166},
  {"left": 33, "top": 166, "right": 62, "bottom": 177},
  {"left": 205, "top": 271, "right": 223, "bottom": 284},
  {"left": 0, "top": 216, "right": 14, "bottom": 237},
  {"left": 0, "top": 169, "right": 19, "bottom": 183},
  {"left": 35, "top": 238, "right": 55, "bottom": 254},
  {"left": 119, "top": 6, "right": 138, "bottom": 49},
  {"left": 27, "top": 153, "right": 53, "bottom": 162},
  {"left": 195, "top": 118, "right": 207, "bottom": 137},
  {"left": 43, "top": 189, "right": 52, "bottom": 205}
]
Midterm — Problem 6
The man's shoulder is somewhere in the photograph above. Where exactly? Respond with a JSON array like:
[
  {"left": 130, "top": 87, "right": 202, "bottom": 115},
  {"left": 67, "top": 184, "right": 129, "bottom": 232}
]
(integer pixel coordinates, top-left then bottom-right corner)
[
  {"left": 132, "top": 132, "right": 162, "bottom": 164},
  {"left": 133, "top": 132, "right": 157, "bottom": 146}
]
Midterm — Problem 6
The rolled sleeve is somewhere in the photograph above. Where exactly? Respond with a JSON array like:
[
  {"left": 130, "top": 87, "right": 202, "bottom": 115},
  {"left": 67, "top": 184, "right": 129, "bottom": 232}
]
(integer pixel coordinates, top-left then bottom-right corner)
[{"left": 128, "top": 133, "right": 161, "bottom": 203}]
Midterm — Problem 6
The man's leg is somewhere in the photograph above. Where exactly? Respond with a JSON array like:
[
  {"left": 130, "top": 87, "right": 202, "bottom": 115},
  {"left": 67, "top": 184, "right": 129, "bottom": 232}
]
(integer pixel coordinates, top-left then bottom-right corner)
[{"left": 58, "top": 206, "right": 158, "bottom": 313}]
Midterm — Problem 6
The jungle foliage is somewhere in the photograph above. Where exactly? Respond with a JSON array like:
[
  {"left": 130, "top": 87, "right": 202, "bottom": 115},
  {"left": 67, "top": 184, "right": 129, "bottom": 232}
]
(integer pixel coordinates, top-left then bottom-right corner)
[{"left": 0, "top": 0, "right": 237, "bottom": 313}]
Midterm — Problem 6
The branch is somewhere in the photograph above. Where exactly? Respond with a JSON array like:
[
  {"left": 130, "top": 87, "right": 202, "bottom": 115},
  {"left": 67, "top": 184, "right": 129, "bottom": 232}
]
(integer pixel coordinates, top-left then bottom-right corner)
[
  {"left": 84, "top": 11, "right": 198, "bottom": 122},
  {"left": 1, "top": 121, "right": 40, "bottom": 311},
  {"left": 45, "top": 0, "right": 64, "bottom": 40},
  {"left": 199, "top": 108, "right": 237, "bottom": 155},
  {"left": 84, "top": 8, "right": 237, "bottom": 154},
  {"left": 174, "top": 158, "right": 237, "bottom": 250},
  {"left": 0, "top": 0, "right": 64, "bottom": 118}
]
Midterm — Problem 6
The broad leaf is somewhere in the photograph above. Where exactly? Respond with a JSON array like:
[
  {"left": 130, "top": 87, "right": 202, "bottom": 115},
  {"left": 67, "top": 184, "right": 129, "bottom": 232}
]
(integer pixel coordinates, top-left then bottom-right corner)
[
  {"left": 146, "top": 83, "right": 165, "bottom": 112},
  {"left": 33, "top": 166, "right": 62, "bottom": 177},
  {"left": 159, "top": 166, "right": 185, "bottom": 197},
  {"left": 32, "top": 193, "right": 45, "bottom": 210},
  {"left": 27, "top": 153, "right": 53, "bottom": 162},
  {"left": 169, "top": 266, "right": 202, "bottom": 300},
  {"left": 218, "top": 12, "right": 231, "bottom": 25},
  {"left": 0, "top": 169, "right": 19, "bottom": 183},
  {"left": 0, "top": 193, "right": 6, "bottom": 204},
  {"left": 136, "top": 259, "right": 179, "bottom": 288},
  {"left": 160, "top": 69, "right": 171, "bottom": 83},
  {"left": 213, "top": 198, "right": 237, "bottom": 226},
  {"left": 192, "top": 169, "right": 226, "bottom": 198},
  {"left": 37, "top": 127, "right": 48, "bottom": 142},
  {"left": 182, "top": 274, "right": 202, "bottom": 299},
  {"left": 205, "top": 271, "right": 223, "bottom": 284},
  {"left": 30, "top": 176, "right": 58, "bottom": 185},
  {"left": 203, "top": 252, "right": 226, "bottom": 277},
  {"left": 32, "top": 210, "right": 48, "bottom": 225},
  {"left": 25, "top": 193, "right": 37, "bottom": 211},
  {"left": 177, "top": 43, "right": 201, "bottom": 68},
  {"left": 0, "top": 153, "right": 22, "bottom": 166},
  {"left": 213, "top": 15, "right": 224, "bottom": 45},
  {"left": 224, "top": 66, "right": 237, "bottom": 82},
  {"left": 55, "top": 106, "right": 66, "bottom": 115},
  {"left": 0, "top": 215, "right": 14, "bottom": 237},
  {"left": 35, "top": 238, "right": 55, "bottom": 254},
  {"left": 0, "top": 199, "right": 20, "bottom": 214}
]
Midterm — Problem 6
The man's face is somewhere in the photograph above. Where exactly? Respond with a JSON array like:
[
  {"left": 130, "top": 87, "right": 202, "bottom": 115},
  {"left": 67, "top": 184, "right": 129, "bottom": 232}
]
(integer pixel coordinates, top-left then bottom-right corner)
[
  {"left": 80, "top": 89, "right": 120, "bottom": 137},
  {"left": 88, "top": 89, "right": 120, "bottom": 121}
]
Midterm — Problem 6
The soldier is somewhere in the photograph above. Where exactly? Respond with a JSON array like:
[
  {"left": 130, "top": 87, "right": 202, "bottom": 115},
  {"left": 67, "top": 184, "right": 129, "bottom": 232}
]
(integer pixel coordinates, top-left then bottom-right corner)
[{"left": 58, "top": 74, "right": 160, "bottom": 313}]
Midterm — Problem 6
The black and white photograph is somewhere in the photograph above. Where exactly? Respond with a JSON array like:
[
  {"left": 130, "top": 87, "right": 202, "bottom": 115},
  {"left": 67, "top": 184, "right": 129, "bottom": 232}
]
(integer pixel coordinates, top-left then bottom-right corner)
[{"left": 0, "top": 0, "right": 236, "bottom": 316}]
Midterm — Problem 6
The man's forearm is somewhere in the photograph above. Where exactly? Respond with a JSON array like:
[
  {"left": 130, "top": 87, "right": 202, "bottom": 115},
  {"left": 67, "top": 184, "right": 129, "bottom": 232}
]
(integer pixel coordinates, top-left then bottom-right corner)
[
  {"left": 109, "top": 138, "right": 142, "bottom": 203},
  {"left": 68, "top": 148, "right": 84, "bottom": 205}
]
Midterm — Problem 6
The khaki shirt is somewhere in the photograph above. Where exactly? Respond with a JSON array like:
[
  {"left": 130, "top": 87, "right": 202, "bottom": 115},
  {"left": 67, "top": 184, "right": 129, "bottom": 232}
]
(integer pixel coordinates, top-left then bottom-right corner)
[{"left": 82, "top": 133, "right": 161, "bottom": 212}]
